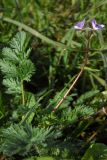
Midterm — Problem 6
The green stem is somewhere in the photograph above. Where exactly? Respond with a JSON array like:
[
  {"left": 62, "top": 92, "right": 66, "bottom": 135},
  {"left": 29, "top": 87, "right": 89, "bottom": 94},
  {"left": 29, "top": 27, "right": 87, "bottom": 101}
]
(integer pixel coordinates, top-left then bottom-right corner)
[
  {"left": 1, "top": 16, "right": 66, "bottom": 48},
  {"left": 21, "top": 81, "right": 25, "bottom": 105}
]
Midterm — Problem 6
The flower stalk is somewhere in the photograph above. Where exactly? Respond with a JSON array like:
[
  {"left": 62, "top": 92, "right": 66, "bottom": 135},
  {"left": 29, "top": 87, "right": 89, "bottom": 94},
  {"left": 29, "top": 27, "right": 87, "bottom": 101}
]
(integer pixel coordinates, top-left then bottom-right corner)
[
  {"left": 52, "top": 19, "right": 105, "bottom": 112},
  {"left": 52, "top": 30, "right": 91, "bottom": 112}
]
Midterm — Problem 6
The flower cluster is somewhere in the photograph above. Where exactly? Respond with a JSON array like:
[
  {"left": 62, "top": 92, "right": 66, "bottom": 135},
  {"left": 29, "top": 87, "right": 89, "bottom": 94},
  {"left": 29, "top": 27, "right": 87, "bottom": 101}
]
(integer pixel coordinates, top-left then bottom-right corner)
[{"left": 74, "top": 19, "right": 104, "bottom": 30}]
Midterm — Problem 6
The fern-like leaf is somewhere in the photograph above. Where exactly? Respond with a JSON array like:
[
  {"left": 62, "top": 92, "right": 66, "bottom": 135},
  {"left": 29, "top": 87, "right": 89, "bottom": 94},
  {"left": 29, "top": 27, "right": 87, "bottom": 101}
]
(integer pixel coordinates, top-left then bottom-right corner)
[
  {"left": 9, "top": 31, "right": 27, "bottom": 54},
  {"left": 0, "top": 31, "right": 35, "bottom": 95},
  {"left": 17, "top": 59, "right": 35, "bottom": 81},
  {"left": 3, "top": 78, "right": 21, "bottom": 94},
  {"left": 2, "top": 47, "right": 19, "bottom": 63},
  {"left": 0, "top": 124, "right": 61, "bottom": 156},
  {"left": 0, "top": 59, "right": 17, "bottom": 78}
]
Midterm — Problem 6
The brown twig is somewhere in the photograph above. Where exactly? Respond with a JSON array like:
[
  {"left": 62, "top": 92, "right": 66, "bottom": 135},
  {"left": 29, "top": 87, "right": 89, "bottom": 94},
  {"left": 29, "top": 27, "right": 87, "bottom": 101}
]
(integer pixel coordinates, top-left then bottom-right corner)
[
  {"left": 52, "top": 39, "right": 90, "bottom": 113},
  {"left": 52, "top": 59, "right": 87, "bottom": 112}
]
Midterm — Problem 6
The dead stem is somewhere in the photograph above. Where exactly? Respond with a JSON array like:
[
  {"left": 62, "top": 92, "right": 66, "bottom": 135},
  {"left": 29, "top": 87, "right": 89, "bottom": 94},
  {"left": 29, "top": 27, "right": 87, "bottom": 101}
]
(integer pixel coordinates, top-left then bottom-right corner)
[{"left": 52, "top": 40, "right": 89, "bottom": 112}]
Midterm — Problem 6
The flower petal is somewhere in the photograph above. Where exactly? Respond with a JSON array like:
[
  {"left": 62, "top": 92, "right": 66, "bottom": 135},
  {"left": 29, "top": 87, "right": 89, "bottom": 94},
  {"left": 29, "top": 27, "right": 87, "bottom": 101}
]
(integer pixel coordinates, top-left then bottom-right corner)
[
  {"left": 91, "top": 19, "right": 96, "bottom": 29},
  {"left": 91, "top": 19, "right": 105, "bottom": 30},
  {"left": 74, "top": 19, "right": 85, "bottom": 30},
  {"left": 95, "top": 24, "right": 105, "bottom": 30}
]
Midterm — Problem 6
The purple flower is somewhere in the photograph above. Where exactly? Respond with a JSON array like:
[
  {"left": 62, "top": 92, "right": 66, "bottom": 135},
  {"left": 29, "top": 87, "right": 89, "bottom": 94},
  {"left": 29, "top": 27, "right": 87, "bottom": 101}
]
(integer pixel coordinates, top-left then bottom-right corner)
[
  {"left": 74, "top": 19, "right": 85, "bottom": 30},
  {"left": 91, "top": 19, "right": 105, "bottom": 30}
]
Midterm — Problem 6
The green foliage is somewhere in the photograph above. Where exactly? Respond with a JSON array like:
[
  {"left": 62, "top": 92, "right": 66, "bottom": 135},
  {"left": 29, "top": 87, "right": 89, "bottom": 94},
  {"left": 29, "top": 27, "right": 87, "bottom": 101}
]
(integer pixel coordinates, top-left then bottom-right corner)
[
  {"left": 36, "top": 157, "right": 54, "bottom": 160},
  {"left": 0, "top": 92, "right": 5, "bottom": 120},
  {"left": 24, "top": 156, "right": 55, "bottom": 160},
  {"left": 0, "top": 31, "right": 35, "bottom": 95},
  {"left": 0, "top": 123, "right": 61, "bottom": 156},
  {"left": 82, "top": 143, "right": 107, "bottom": 160},
  {"left": 3, "top": 78, "right": 21, "bottom": 94},
  {"left": 0, "top": 0, "right": 107, "bottom": 160},
  {"left": 62, "top": 104, "right": 94, "bottom": 125},
  {"left": 76, "top": 90, "right": 100, "bottom": 105}
]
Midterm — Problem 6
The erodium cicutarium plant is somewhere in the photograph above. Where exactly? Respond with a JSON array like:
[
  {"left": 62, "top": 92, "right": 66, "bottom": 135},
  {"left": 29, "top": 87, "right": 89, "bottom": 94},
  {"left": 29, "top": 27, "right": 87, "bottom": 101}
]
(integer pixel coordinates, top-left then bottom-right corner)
[{"left": 53, "top": 19, "right": 105, "bottom": 112}]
